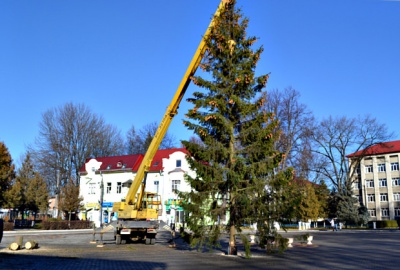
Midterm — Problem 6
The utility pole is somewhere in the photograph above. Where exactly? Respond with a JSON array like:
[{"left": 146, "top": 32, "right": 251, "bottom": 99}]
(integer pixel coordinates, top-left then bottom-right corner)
[
  {"left": 99, "top": 172, "right": 104, "bottom": 228},
  {"left": 55, "top": 170, "right": 60, "bottom": 218}
]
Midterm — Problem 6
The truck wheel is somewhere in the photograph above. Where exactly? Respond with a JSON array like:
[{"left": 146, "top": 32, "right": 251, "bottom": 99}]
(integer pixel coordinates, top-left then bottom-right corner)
[
  {"left": 145, "top": 238, "right": 151, "bottom": 245},
  {"left": 116, "top": 235, "right": 121, "bottom": 245},
  {"left": 150, "top": 238, "right": 156, "bottom": 245}
]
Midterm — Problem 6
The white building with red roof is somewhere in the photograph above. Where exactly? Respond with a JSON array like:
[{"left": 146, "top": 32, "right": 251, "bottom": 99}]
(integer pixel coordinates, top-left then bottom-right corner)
[
  {"left": 347, "top": 140, "right": 400, "bottom": 221},
  {"left": 78, "top": 148, "right": 193, "bottom": 227}
]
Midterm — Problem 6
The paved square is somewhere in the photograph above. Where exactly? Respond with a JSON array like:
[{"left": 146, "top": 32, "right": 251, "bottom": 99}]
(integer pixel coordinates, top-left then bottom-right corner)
[{"left": 1, "top": 228, "right": 399, "bottom": 269}]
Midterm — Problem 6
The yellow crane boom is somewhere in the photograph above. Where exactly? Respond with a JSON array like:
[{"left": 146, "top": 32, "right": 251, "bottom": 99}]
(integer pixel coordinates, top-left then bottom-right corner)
[
  {"left": 113, "top": 0, "right": 231, "bottom": 245},
  {"left": 124, "top": 0, "right": 230, "bottom": 207}
]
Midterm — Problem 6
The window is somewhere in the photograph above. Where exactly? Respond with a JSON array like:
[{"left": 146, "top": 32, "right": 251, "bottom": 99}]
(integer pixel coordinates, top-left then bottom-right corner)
[
  {"left": 394, "top": 193, "right": 400, "bottom": 201},
  {"left": 381, "top": 208, "right": 389, "bottom": 217},
  {"left": 379, "top": 179, "right": 387, "bottom": 187},
  {"left": 392, "top": 178, "right": 400, "bottom": 186},
  {"left": 117, "top": 182, "right": 122, "bottom": 194},
  {"left": 172, "top": 180, "right": 181, "bottom": 192},
  {"left": 367, "top": 194, "right": 375, "bottom": 202},
  {"left": 366, "top": 180, "right": 374, "bottom": 188},
  {"left": 395, "top": 208, "right": 400, "bottom": 217},
  {"left": 391, "top": 162, "right": 399, "bottom": 171},
  {"left": 353, "top": 181, "right": 361, "bottom": 189},
  {"left": 365, "top": 165, "right": 373, "bottom": 173},
  {"left": 106, "top": 182, "right": 111, "bottom": 194},
  {"left": 380, "top": 193, "right": 388, "bottom": 202},
  {"left": 368, "top": 209, "right": 376, "bottom": 217},
  {"left": 176, "top": 210, "right": 184, "bottom": 224},
  {"left": 154, "top": 180, "right": 159, "bottom": 193},
  {"left": 89, "top": 183, "right": 96, "bottom": 195},
  {"left": 176, "top": 160, "right": 182, "bottom": 168},
  {"left": 377, "top": 163, "right": 386, "bottom": 172}
]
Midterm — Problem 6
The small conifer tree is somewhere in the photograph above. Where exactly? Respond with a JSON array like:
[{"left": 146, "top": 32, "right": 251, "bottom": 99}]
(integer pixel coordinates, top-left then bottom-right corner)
[
  {"left": 59, "top": 178, "right": 83, "bottom": 224},
  {"left": 0, "top": 142, "right": 15, "bottom": 207},
  {"left": 5, "top": 153, "right": 48, "bottom": 219}
]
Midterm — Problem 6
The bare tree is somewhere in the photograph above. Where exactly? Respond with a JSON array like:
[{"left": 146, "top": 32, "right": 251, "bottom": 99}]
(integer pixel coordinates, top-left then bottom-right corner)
[
  {"left": 310, "top": 115, "right": 393, "bottom": 194},
  {"left": 188, "top": 136, "right": 204, "bottom": 146},
  {"left": 31, "top": 102, "right": 125, "bottom": 191},
  {"left": 263, "top": 87, "right": 315, "bottom": 178},
  {"left": 126, "top": 121, "right": 177, "bottom": 154},
  {"left": 126, "top": 125, "right": 140, "bottom": 154}
]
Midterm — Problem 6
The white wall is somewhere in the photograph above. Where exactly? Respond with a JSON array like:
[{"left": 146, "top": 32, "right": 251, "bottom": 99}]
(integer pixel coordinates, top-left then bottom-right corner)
[{"left": 79, "top": 150, "right": 194, "bottom": 227}]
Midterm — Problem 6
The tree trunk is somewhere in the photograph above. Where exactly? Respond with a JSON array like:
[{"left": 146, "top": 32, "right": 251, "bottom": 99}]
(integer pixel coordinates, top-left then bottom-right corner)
[
  {"left": 25, "top": 241, "right": 38, "bottom": 250},
  {"left": 9, "top": 236, "right": 23, "bottom": 251},
  {"left": 229, "top": 225, "right": 237, "bottom": 255}
]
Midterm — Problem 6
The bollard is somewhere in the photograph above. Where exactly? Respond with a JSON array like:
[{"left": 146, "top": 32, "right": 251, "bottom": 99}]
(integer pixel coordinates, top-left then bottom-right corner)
[
  {"left": 97, "top": 233, "right": 104, "bottom": 247},
  {"left": 287, "top": 238, "right": 293, "bottom": 248},
  {"left": 250, "top": 234, "right": 256, "bottom": 244},
  {"left": 90, "top": 223, "right": 96, "bottom": 244}
]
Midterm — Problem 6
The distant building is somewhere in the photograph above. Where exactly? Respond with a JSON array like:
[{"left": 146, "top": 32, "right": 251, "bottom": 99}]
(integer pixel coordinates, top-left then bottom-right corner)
[
  {"left": 78, "top": 148, "right": 194, "bottom": 228},
  {"left": 48, "top": 197, "right": 58, "bottom": 218},
  {"left": 0, "top": 209, "right": 10, "bottom": 219},
  {"left": 348, "top": 140, "right": 400, "bottom": 221}
]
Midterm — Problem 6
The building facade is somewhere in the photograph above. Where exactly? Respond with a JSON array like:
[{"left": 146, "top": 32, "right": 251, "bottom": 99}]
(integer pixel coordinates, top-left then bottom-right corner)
[
  {"left": 348, "top": 140, "right": 400, "bottom": 221},
  {"left": 78, "top": 148, "right": 194, "bottom": 227}
]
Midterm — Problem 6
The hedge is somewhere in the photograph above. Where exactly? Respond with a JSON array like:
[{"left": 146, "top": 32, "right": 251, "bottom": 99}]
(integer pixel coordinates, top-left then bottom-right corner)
[
  {"left": 41, "top": 220, "right": 93, "bottom": 230},
  {"left": 368, "top": 220, "right": 399, "bottom": 229},
  {"left": 3, "top": 221, "right": 14, "bottom": 231}
]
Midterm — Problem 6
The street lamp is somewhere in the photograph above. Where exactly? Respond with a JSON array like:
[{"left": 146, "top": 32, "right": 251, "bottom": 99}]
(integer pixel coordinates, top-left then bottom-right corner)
[
  {"left": 99, "top": 172, "right": 104, "bottom": 228},
  {"left": 55, "top": 170, "right": 60, "bottom": 218}
]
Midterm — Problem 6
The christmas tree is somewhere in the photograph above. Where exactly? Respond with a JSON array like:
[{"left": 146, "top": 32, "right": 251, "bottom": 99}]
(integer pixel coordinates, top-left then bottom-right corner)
[{"left": 180, "top": 0, "right": 293, "bottom": 255}]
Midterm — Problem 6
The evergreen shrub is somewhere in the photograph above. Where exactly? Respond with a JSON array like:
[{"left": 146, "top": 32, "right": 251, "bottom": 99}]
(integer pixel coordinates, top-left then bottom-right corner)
[
  {"left": 368, "top": 220, "right": 398, "bottom": 229},
  {"left": 41, "top": 220, "right": 92, "bottom": 230},
  {"left": 3, "top": 221, "right": 14, "bottom": 231}
]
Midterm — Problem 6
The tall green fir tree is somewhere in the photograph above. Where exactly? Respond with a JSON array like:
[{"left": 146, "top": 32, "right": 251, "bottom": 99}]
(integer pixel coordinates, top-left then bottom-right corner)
[{"left": 179, "top": 0, "right": 293, "bottom": 255}]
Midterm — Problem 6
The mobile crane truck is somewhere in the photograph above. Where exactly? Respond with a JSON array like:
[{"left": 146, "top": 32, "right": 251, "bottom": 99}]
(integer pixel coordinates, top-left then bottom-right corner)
[{"left": 111, "top": 0, "right": 231, "bottom": 245}]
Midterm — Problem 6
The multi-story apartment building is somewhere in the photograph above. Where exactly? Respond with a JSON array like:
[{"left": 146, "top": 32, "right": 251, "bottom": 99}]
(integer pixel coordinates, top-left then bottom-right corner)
[
  {"left": 348, "top": 140, "right": 400, "bottom": 221},
  {"left": 78, "top": 148, "right": 194, "bottom": 227}
]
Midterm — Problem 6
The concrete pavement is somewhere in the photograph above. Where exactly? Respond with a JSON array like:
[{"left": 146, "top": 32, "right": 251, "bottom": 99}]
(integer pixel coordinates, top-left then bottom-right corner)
[{"left": 0, "top": 228, "right": 399, "bottom": 269}]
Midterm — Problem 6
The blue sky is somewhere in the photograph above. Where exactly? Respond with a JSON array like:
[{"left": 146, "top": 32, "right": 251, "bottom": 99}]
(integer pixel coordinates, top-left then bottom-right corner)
[{"left": 1, "top": 0, "right": 399, "bottom": 165}]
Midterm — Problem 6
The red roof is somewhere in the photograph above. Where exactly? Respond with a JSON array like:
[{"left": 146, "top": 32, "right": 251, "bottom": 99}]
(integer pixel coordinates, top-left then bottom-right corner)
[
  {"left": 148, "top": 148, "right": 188, "bottom": 172},
  {"left": 347, "top": 140, "right": 400, "bottom": 158},
  {"left": 79, "top": 154, "right": 143, "bottom": 174},
  {"left": 79, "top": 148, "right": 188, "bottom": 174}
]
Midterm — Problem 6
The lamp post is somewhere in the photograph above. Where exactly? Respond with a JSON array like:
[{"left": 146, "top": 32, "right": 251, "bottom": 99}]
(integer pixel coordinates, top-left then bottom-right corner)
[
  {"left": 99, "top": 172, "right": 104, "bottom": 228},
  {"left": 55, "top": 170, "right": 60, "bottom": 218}
]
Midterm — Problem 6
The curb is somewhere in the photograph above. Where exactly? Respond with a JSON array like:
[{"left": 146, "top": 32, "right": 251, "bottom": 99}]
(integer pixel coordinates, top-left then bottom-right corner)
[{"left": 3, "top": 229, "right": 93, "bottom": 235}]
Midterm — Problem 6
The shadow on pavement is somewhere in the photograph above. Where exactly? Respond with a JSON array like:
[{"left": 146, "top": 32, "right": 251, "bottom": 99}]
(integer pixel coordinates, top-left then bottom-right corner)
[{"left": 0, "top": 252, "right": 167, "bottom": 270}]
